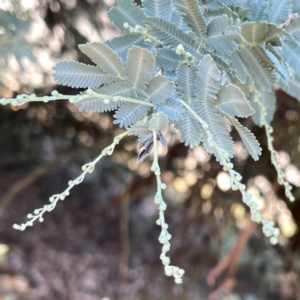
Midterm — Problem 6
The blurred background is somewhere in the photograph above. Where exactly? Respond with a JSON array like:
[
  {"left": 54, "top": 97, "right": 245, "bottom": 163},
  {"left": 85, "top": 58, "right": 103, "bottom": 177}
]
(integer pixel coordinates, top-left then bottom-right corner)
[{"left": 1, "top": 1, "right": 300, "bottom": 299}]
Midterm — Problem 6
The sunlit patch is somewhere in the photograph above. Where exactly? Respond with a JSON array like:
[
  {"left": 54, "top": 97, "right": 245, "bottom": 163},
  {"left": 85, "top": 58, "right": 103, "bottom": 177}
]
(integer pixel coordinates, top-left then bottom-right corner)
[
  {"left": 173, "top": 177, "right": 188, "bottom": 193},
  {"left": 234, "top": 141, "right": 249, "bottom": 160},
  {"left": 246, "top": 186, "right": 265, "bottom": 210},
  {"left": 201, "top": 183, "right": 213, "bottom": 199},
  {"left": 231, "top": 203, "right": 245, "bottom": 220},
  {"left": 216, "top": 171, "right": 231, "bottom": 192},
  {"left": 277, "top": 151, "right": 290, "bottom": 169},
  {"left": 184, "top": 171, "right": 198, "bottom": 187},
  {"left": 162, "top": 171, "right": 174, "bottom": 184},
  {"left": 280, "top": 220, "right": 298, "bottom": 238},
  {"left": 285, "top": 165, "right": 300, "bottom": 186}
]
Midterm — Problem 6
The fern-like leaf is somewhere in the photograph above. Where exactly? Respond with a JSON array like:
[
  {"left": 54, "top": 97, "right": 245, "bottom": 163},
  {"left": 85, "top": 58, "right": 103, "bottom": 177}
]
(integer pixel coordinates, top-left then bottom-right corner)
[
  {"left": 241, "top": 22, "right": 268, "bottom": 45},
  {"left": 266, "top": 0, "right": 292, "bottom": 25},
  {"left": 107, "top": 0, "right": 147, "bottom": 32},
  {"left": 142, "top": 0, "right": 172, "bottom": 20},
  {"left": 126, "top": 46, "right": 155, "bottom": 91},
  {"left": 147, "top": 17, "right": 197, "bottom": 53},
  {"left": 149, "top": 112, "right": 169, "bottom": 131},
  {"left": 239, "top": 45, "right": 276, "bottom": 92},
  {"left": 279, "top": 75, "right": 300, "bottom": 102},
  {"left": 156, "top": 48, "right": 183, "bottom": 72},
  {"left": 279, "top": 39, "right": 300, "bottom": 77},
  {"left": 79, "top": 43, "right": 126, "bottom": 78},
  {"left": 176, "top": 0, "right": 207, "bottom": 38},
  {"left": 205, "top": 14, "right": 243, "bottom": 54},
  {"left": 225, "top": 113, "right": 262, "bottom": 160},
  {"left": 229, "top": 50, "right": 252, "bottom": 85},
  {"left": 52, "top": 60, "right": 113, "bottom": 89},
  {"left": 194, "top": 55, "right": 220, "bottom": 105},
  {"left": 145, "top": 75, "right": 175, "bottom": 104},
  {"left": 249, "top": 0, "right": 269, "bottom": 22},
  {"left": 75, "top": 82, "right": 134, "bottom": 113},
  {"left": 218, "top": 84, "right": 254, "bottom": 118},
  {"left": 113, "top": 103, "right": 150, "bottom": 128},
  {"left": 250, "top": 89, "right": 277, "bottom": 126},
  {"left": 154, "top": 98, "right": 186, "bottom": 120},
  {"left": 198, "top": 104, "right": 234, "bottom": 161},
  {"left": 176, "top": 62, "right": 197, "bottom": 100},
  {"left": 174, "top": 110, "right": 204, "bottom": 148},
  {"left": 128, "top": 123, "right": 152, "bottom": 138},
  {"left": 171, "top": 10, "right": 191, "bottom": 33}
]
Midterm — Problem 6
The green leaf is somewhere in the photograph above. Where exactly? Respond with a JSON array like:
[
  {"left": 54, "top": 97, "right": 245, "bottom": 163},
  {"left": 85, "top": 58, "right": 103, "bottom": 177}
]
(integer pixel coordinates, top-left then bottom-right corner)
[
  {"left": 156, "top": 48, "right": 183, "bottom": 72},
  {"left": 154, "top": 98, "right": 186, "bottom": 120},
  {"left": 113, "top": 103, "right": 150, "bottom": 128},
  {"left": 241, "top": 22, "right": 268, "bottom": 45},
  {"left": 205, "top": 14, "right": 244, "bottom": 54},
  {"left": 128, "top": 123, "right": 152, "bottom": 138},
  {"left": 147, "top": 17, "right": 197, "bottom": 53},
  {"left": 149, "top": 112, "right": 169, "bottom": 131},
  {"left": 198, "top": 104, "right": 234, "bottom": 161},
  {"left": 145, "top": 76, "right": 175, "bottom": 104},
  {"left": 176, "top": 62, "right": 198, "bottom": 101},
  {"left": 239, "top": 45, "right": 276, "bottom": 92},
  {"left": 279, "top": 75, "right": 300, "bottom": 102},
  {"left": 218, "top": 84, "right": 254, "bottom": 118},
  {"left": 126, "top": 46, "right": 155, "bottom": 91},
  {"left": 266, "top": 0, "right": 292, "bottom": 25},
  {"left": 194, "top": 55, "right": 220, "bottom": 105},
  {"left": 142, "top": 0, "right": 172, "bottom": 20},
  {"left": 174, "top": 110, "right": 204, "bottom": 148},
  {"left": 52, "top": 60, "right": 113, "bottom": 89},
  {"left": 176, "top": 0, "right": 207, "bottom": 38},
  {"left": 107, "top": 0, "right": 147, "bottom": 32},
  {"left": 79, "top": 43, "right": 126, "bottom": 78},
  {"left": 104, "top": 34, "right": 144, "bottom": 64},
  {"left": 224, "top": 113, "right": 262, "bottom": 161}
]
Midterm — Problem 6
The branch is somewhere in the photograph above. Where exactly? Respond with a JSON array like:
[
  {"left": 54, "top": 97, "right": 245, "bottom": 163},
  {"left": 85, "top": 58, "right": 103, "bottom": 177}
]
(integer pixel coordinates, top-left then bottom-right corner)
[
  {"left": 0, "top": 89, "right": 154, "bottom": 108},
  {"left": 179, "top": 99, "right": 280, "bottom": 244},
  {"left": 151, "top": 129, "right": 185, "bottom": 284},
  {"left": 13, "top": 131, "right": 128, "bottom": 231}
]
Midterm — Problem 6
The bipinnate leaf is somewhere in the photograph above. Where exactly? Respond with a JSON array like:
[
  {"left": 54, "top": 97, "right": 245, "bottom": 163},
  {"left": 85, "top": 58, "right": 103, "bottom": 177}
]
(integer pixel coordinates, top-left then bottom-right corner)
[
  {"left": 149, "top": 112, "right": 169, "bottom": 131},
  {"left": 279, "top": 75, "right": 300, "bottom": 102},
  {"left": 218, "top": 84, "right": 254, "bottom": 118},
  {"left": 126, "top": 46, "right": 155, "bottom": 91},
  {"left": 279, "top": 39, "right": 300, "bottom": 77},
  {"left": 154, "top": 98, "right": 186, "bottom": 121},
  {"left": 113, "top": 103, "right": 150, "bottom": 128},
  {"left": 241, "top": 22, "right": 268, "bottom": 45},
  {"left": 174, "top": 110, "right": 204, "bottom": 148},
  {"left": 156, "top": 48, "right": 183, "bottom": 72},
  {"left": 176, "top": 62, "right": 197, "bottom": 101},
  {"left": 142, "top": 0, "right": 172, "bottom": 20},
  {"left": 205, "top": 14, "right": 243, "bottom": 54},
  {"left": 52, "top": 60, "right": 113, "bottom": 89},
  {"left": 176, "top": 0, "right": 207, "bottom": 38},
  {"left": 75, "top": 82, "right": 134, "bottom": 113},
  {"left": 107, "top": 0, "right": 147, "bottom": 32},
  {"left": 104, "top": 34, "right": 143, "bottom": 64},
  {"left": 225, "top": 114, "right": 262, "bottom": 161},
  {"left": 128, "top": 123, "right": 152, "bottom": 139},
  {"left": 147, "top": 17, "right": 197, "bottom": 53},
  {"left": 145, "top": 76, "right": 175, "bottom": 104},
  {"left": 249, "top": 0, "right": 269, "bottom": 22},
  {"left": 79, "top": 43, "right": 126, "bottom": 78},
  {"left": 198, "top": 105, "right": 234, "bottom": 161},
  {"left": 195, "top": 55, "right": 220, "bottom": 105},
  {"left": 239, "top": 45, "right": 276, "bottom": 92},
  {"left": 266, "top": 0, "right": 292, "bottom": 25}
]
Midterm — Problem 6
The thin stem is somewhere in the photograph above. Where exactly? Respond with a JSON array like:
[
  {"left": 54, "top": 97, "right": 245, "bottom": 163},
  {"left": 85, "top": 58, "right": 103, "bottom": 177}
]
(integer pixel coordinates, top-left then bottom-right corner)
[
  {"left": 151, "top": 130, "right": 185, "bottom": 284},
  {"left": 13, "top": 131, "right": 128, "bottom": 231},
  {"left": 0, "top": 90, "right": 154, "bottom": 108}
]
